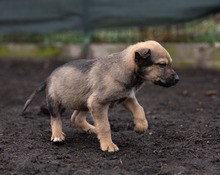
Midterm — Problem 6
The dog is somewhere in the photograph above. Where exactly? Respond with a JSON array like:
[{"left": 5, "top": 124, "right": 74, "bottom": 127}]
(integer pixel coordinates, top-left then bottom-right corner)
[{"left": 22, "top": 40, "right": 179, "bottom": 152}]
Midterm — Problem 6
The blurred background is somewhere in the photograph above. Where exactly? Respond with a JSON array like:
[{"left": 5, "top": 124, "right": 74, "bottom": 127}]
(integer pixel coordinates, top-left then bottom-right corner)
[{"left": 1, "top": 0, "right": 220, "bottom": 68}]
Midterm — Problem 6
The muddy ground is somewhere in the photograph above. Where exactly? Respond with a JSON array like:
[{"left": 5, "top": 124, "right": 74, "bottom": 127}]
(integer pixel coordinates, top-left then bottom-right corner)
[{"left": 0, "top": 60, "right": 220, "bottom": 175}]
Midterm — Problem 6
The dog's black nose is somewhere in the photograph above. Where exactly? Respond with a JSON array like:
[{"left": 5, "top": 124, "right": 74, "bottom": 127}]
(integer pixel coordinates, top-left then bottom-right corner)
[{"left": 174, "top": 75, "right": 179, "bottom": 83}]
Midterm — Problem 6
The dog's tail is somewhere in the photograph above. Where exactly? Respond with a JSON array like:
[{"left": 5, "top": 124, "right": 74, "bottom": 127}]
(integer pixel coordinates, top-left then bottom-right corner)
[{"left": 21, "top": 81, "right": 47, "bottom": 115}]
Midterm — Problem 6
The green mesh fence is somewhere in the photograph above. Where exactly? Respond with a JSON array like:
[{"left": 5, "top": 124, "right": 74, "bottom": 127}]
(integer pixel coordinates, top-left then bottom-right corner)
[{"left": 0, "top": 0, "right": 220, "bottom": 33}]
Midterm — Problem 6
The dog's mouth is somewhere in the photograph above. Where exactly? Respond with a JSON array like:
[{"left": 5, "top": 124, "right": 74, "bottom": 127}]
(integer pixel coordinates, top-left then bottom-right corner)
[{"left": 154, "top": 77, "right": 179, "bottom": 88}]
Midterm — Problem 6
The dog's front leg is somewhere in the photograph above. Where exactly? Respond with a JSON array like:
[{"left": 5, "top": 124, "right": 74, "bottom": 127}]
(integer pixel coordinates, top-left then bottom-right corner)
[
  {"left": 123, "top": 97, "right": 148, "bottom": 134},
  {"left": 88, "top": 96, "right": 119, "bottom": 152}
]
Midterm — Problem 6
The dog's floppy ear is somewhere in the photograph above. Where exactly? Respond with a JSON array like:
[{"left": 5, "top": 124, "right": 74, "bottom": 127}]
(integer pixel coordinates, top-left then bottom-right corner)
[{"left": 135, "top": 49, "right": 151, "bottom": 65}]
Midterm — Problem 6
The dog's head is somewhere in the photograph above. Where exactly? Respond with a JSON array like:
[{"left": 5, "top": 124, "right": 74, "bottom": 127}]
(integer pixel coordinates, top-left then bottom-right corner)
[{"left": 133, "top": 41, "right": 179, "bottom": 87}]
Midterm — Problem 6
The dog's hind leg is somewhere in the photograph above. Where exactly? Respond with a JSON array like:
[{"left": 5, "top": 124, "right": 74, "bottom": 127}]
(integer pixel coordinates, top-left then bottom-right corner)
[
  {"left": 71, "top": 110, "right": 96, "bottom": 134},
  {"left": 47, "top": 96, "right": 65, "bottom": 142},
  {"left": 123, "top": 97, "right": 148, "bottom": 134}
]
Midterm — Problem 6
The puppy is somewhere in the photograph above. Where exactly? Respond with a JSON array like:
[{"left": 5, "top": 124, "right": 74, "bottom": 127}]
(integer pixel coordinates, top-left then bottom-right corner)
[{"left": 22, "top": 40, "right": 179, "bottom": 152}]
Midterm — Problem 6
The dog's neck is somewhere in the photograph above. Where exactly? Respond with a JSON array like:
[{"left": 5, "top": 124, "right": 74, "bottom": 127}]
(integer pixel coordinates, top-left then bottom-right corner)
[
  {"left": 120, "top": 46, "right": 146, "bottom": 90},
  {"left": 131, "top": 67, "right": 146, "bottom": 90}
]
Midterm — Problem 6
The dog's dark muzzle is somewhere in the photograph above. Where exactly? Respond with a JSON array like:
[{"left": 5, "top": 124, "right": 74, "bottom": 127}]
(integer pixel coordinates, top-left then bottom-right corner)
[{"left": 154, "top": 74, "right": 179, "bottom": 88}]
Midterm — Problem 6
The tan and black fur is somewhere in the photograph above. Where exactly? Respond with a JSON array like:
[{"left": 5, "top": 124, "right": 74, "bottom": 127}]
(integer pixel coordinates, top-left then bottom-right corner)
[{"left": 22, "top": 40, "right": 179, "bottom": 152}]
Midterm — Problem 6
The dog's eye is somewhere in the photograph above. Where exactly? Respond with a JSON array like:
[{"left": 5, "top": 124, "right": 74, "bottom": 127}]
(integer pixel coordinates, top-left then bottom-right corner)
[{"left": 157, "top": 63, "right": 167, "bottom": 68}]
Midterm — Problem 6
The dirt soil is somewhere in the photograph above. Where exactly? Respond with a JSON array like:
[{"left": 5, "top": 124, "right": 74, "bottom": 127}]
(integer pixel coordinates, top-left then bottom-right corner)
[{"left": 0, "top": 60, "right": 220, "bottom": 175}]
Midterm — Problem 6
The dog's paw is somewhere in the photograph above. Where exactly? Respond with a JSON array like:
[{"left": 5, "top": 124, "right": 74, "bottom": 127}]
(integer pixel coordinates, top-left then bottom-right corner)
[
  {"left": 51, "top": 132, "right": 65, "bottom": 142},
  {"left": 86, "top": 126, "right": 97, "bottom": 135},
  {"left": 134, "top": 120, "right": 148, "bottom": 134},
  {"left": 101, "top": 142, "right": 119, "bottom": 152}
]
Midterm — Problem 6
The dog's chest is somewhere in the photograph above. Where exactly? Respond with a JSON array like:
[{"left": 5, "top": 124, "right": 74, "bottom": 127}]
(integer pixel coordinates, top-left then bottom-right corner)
[
  {"left": 109, "top": 89, "right": 136, "bottom": 108},
  {"left": 129, "top": 89, "right": 136, "bottom": 98}
]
